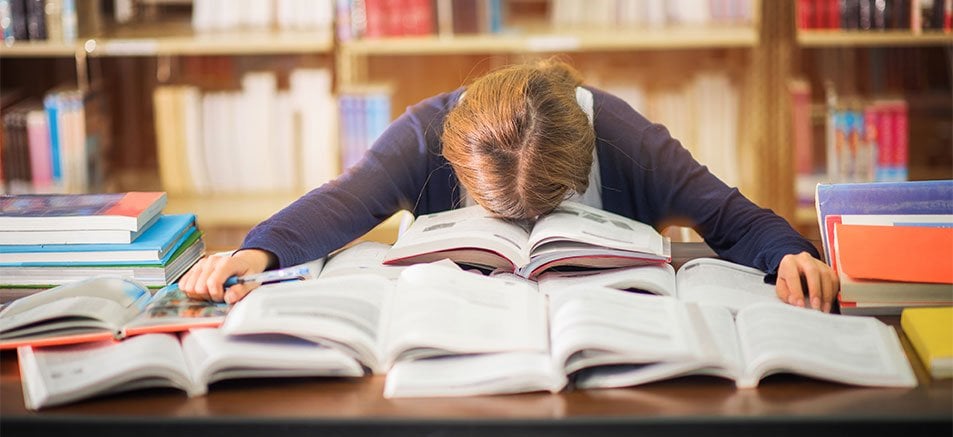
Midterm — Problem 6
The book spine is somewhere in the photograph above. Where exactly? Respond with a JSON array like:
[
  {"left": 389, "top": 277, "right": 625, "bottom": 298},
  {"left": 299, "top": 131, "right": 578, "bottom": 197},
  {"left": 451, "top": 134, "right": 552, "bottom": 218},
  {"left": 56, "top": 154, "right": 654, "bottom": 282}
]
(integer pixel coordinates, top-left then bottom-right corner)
[
  {"left": 26, "top": 109, "right": 52, "bottom": 190},
  {"left": 60, "top": 0, "right": 75, "bottom": 42},
  {"left": 44, "top": 0, "right": 62, "bottom": 42},
  {"left": 9, "top": 0, "right": 27, "bottom": 40},
  {"left": 25, "top": 0, "right": 44, "bottom": 40},
  {"left": 892, "top": 101, "right": 908, "bottom": 181}
]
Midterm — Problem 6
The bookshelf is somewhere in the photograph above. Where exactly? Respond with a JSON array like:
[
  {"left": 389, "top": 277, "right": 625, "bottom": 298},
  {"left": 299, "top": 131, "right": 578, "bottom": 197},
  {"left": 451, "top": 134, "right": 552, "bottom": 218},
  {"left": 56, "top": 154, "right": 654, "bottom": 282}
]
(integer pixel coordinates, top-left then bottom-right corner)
[{"left": 3, "top": 0, "right": 949, "bottom": 249}]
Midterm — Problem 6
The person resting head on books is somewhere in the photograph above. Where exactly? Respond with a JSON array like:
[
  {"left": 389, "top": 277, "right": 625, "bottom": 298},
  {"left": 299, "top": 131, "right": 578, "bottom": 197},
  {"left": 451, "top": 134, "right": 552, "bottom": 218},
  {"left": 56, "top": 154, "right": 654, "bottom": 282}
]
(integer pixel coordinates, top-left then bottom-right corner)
[{"left": 178, "top": 58, "right": 839, "bottom": 311}]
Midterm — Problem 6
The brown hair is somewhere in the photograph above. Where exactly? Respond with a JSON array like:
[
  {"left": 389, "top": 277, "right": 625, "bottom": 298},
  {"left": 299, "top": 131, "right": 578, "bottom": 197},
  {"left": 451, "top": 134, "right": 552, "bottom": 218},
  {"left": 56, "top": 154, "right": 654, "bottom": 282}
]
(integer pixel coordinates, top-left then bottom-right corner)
[{"left": 442, "top": 58, "right": 595, "bottom": 220}]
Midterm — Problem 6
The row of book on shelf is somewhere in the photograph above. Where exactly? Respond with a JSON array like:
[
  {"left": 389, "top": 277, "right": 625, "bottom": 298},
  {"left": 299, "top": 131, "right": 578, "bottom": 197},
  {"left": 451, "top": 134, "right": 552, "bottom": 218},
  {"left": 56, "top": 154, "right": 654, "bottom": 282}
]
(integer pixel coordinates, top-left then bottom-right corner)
[
  {"left": 0, "top": 192, "right": 205, "bottom": 302},
  {"left": 191, "top": 0, "right": 334, "bottom": 32},
  {"left": 153, "top": 69, "right": 341, "bottom": 195},
  {"left": 1, "top": 86, "right": 110, "bottom": 195},
  {"left": 789, "top": 78, "right": 910, "bottom": 207},
  {"left": 550, "top": 0, "right": 753, "bottom": 29},
  {"left": 797, "top": 0, "right": 952, "bottom": 31},
  {"left": 0, "top": 0, "right": 101, "bottom": 45},
  {"left": 1, "top": 194, "right": 950, "bottom": 410},
  {"left": 336, "top": 0, "right": 754, "bottom": 41}
]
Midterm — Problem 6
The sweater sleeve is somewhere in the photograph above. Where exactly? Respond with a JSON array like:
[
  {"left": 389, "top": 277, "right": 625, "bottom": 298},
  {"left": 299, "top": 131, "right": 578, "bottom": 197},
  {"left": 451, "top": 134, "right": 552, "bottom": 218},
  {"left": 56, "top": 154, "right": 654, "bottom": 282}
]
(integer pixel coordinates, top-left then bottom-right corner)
[
  {"left": 239, "top": 91, "right": 459, "bottom": 268},
  {"left": 592, "top": 89, "right": 819, "bottom": 274}
]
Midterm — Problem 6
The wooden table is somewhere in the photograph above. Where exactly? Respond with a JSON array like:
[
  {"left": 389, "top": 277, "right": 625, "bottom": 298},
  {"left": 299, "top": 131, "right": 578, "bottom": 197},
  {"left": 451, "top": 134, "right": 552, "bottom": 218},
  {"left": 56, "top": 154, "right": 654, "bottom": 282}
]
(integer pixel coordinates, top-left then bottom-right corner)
[{"left": 2, "top": 316, "right": 951, "bottom": 437}]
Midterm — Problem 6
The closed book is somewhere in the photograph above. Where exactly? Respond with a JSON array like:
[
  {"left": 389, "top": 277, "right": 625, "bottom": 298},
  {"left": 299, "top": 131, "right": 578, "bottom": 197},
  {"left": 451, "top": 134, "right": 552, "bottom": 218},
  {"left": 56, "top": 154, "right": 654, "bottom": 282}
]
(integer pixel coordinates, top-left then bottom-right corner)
[
  {"left": 0, "top": 214, "right": 197, "bottom": 265},
  {"left": 0, "top": 231, "right": 204, "bottom": 289},
  {"left": 0, "top": 192, "right": 167, "bottom": 232},
  {"left": 834, "top": 223, "right": 953, "bottom": 304},
  {"left": 815, "top": 180, "right": 953, "bottom": 265},
  {"left": 901, "top": 306, "right": 953, "bottom": 379}
]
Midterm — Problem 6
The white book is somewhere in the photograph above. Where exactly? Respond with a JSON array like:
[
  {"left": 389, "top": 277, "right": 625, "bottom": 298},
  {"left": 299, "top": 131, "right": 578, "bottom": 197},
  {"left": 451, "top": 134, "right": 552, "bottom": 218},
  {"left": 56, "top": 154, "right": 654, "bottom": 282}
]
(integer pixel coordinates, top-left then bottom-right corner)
[
  {"left": 320, "top": 241, "right": 407, "bottom": 281},
  {"left": 386, "top": 286, "right": 916, "bottom": 398},
  {"left": 18, "top": 328, "right": 363, "bottom": 410},
  {"left": 383, "top": 201, "right": 671, "bottom": 279},
  {"left": 222, "top": 263, "right": 548, "bottom": 374}
]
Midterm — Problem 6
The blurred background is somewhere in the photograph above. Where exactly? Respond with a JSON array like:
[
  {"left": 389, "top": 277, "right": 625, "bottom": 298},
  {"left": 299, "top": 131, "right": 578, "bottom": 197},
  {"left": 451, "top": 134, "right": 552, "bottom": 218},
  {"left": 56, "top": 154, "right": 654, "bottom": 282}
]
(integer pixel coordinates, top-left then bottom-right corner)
[{"left": 1, "top": 0, "right": 950, "bottom": 251}]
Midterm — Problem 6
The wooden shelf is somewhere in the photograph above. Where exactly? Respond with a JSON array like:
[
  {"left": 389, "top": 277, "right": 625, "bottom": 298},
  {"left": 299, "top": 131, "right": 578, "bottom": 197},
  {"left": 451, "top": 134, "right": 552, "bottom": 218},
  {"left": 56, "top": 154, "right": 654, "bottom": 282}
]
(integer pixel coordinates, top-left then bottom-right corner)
[
  {"left": 341, "top": 26, "right": 759, "bottom": 55},
  {"left": 165, "top": 193, "right": 302, "bottom": 227},
  {"left": 0, "top": 41, "right": 79, "bottom": 57},
  {"left": 797, "top": 30, "right": 953, "bottom": 47}
]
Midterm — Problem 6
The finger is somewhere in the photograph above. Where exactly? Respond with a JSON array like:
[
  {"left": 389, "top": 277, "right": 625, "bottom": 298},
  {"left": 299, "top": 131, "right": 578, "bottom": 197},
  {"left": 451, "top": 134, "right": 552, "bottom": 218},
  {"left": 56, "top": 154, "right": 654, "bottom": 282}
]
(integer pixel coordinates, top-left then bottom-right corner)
[
  {"left": 823, "top": 265, "right": 840, "bottom": 313},
  {"left": 225, "top": 281, "right": 260, "bottom": 304},
  {"left": 180, "top": 258, "right": 206, "bottom": 297},
  {"left": 192, "top": 256, "right": 223, "bottom": 300},
  {"left": 205, "top": 260, "right": 232, "bottom": 302},
  {"left": 777, "top": 256, "right": 804, "bottom": 307},
  {"left": 796, "top": 254, "right": 822, "bottom": 310}
]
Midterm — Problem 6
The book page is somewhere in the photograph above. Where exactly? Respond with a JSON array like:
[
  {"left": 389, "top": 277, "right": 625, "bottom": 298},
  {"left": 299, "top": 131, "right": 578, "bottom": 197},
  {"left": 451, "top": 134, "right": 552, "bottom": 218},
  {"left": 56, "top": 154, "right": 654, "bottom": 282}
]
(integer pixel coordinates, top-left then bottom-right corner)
[
  {"left": 528, "top": 202, "right": 667, "bottom": 256},
  {"left": 320, "top": 241, "right": 406, "bottom": 280},
  {"left": 382, "top": 264, "right": 548, "bottom": 367},
  {"left": 0, "top": 276, "right": 151, "bottom": 319},
  {"left": 0, "top": 277, "right": 152, "bottom": 343},
  {"left": 572, "top": 302, "right": 742, "bottom": 389},
  {"left": 548, "top": 288, "right": 697, "bottom": 374},
  {"left": 383, "top": 351, "right": 565, "bottom": 398},
  {"left": 537, "top": 263, "right": 677, "bottom": 297},
  {"left": 735, "top": 303, "right": 916, "bottom": 388},
  {"left": 180, "top": 328, "right": 363, "bottom": 390},
  {"left": 18, "top": 333, "right": 193, "bottom": 410},
  {"left": 676, "top": 258, "right": 779, "bottom": 314},
  {"left": 386, "top": 205, "right": 531, "bottom": 268},
  {"left": 220, "top": 275, "right": 393, "bottom": 372}
]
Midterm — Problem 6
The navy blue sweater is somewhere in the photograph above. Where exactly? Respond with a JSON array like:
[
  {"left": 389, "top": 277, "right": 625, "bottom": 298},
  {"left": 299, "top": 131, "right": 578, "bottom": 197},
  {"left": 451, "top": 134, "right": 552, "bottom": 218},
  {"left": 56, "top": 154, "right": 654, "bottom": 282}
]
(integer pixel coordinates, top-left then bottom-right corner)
[{"left": 242, "top": 87, "right": 818, "bottom": 274}]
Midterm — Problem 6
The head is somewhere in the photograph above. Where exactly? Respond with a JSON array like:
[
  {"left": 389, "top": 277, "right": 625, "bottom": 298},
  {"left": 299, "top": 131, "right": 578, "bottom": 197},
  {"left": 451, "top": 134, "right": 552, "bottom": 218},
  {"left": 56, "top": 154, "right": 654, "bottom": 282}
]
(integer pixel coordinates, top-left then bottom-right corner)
[{"left": 442, "top": 59, "right": 596, "bottom": 220}]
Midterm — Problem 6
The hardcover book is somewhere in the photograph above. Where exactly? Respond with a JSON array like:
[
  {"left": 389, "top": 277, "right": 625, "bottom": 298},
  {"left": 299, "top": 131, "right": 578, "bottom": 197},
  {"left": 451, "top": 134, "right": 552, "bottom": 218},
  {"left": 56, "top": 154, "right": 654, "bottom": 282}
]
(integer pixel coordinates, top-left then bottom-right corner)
[
  {"left": 383, "top": 201, "right": 671, "bottom": 279},
  {"left": 0, "top": 192, "right": 167, "bottom": 232}
]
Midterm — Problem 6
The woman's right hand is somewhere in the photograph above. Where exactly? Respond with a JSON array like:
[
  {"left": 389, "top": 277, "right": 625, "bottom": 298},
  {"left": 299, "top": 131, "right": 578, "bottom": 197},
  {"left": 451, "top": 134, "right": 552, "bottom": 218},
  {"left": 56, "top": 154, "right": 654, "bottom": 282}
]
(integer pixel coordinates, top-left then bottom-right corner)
[{"left": 179, "top": 249, "right": 275, "bottom": 304}]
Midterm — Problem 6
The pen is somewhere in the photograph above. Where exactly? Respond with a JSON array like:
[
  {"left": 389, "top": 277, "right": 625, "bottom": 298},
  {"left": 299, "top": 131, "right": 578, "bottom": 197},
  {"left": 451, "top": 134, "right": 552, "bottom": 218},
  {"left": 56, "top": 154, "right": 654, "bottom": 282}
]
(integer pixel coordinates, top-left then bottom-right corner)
[{"left": 223, "top": 260, "right": 324, "bottom": 288}]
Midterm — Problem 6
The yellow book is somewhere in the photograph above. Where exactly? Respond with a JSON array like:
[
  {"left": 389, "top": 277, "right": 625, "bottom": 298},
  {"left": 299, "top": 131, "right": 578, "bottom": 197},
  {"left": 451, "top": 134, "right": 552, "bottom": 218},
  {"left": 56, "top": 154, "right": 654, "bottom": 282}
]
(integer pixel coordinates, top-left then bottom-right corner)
[{"left": 901, "top": 307, "right": 953, "bottom": 379}]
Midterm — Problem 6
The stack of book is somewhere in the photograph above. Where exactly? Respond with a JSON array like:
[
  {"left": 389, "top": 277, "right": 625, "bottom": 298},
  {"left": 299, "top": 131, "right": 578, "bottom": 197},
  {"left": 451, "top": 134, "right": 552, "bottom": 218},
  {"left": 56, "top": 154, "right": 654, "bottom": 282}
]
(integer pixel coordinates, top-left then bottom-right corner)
[
  {"left": 816, "top": 180, "right": 953, "bottom": 315},
  {"left": 0, "top": 192, "right": 205, "bottom": 303}
]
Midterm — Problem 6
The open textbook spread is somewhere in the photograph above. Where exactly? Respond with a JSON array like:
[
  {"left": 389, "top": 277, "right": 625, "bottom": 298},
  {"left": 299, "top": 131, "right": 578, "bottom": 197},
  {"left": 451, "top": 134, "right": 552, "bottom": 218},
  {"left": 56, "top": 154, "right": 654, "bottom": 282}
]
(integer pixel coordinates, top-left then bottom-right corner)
[
  {"left": 216, "top": 262, "right": 916, "bottom": 398},
  {"left": 382, "top": 201, "right": 671, "bottom": 279},
  {"left": 0, "top": 277, "right": 228, "bottom": 349},
  {"left": 18, "top": 328, "right": 363, "bottom": 410}
]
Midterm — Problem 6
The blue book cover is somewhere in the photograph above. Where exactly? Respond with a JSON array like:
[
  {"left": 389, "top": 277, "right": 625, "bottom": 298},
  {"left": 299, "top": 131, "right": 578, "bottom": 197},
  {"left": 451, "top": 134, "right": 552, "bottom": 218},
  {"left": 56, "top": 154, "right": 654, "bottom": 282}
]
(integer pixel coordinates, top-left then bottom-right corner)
[
  {"left": 0, "top": 214, "right": 198, "bottom": 266},
  {"left": 43, "top": 93, "right": 62, "bottom": 183},
  {"left": 815, "top": 180, "right": 953, "bottom": 263}
]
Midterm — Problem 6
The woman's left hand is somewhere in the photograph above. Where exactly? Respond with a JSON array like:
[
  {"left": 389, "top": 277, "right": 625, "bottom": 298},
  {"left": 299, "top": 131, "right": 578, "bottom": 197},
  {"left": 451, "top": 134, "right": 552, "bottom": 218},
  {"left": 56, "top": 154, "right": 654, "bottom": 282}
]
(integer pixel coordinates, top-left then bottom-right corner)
[{"left": 775, "top": 252, "right": 840, "bottom": 312}]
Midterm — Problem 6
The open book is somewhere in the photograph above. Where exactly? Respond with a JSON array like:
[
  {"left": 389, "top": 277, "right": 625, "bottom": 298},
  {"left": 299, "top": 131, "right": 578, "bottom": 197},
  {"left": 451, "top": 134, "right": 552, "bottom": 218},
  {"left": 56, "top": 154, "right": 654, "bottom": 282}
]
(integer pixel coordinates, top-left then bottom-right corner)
[
  {"left": 218, "top": 262, "right": 915, "bottom": 398},
  {"left": 537, "top": 257, "right": 781, "bottom": 314},
  {"left": 384, "top": 289, "right": 917, "bottom": 397},
  {"left": 223, "top": 263, "right": 548, "bottom": 374},
  {"left": 0, "top": 277, "right": 229, "bottom": 349},
  {"left": 18, "top": 328, "right": 364, "bottom": 410},
  {"left": 382, "top": 201, "right": 670, "bottom": 279}
]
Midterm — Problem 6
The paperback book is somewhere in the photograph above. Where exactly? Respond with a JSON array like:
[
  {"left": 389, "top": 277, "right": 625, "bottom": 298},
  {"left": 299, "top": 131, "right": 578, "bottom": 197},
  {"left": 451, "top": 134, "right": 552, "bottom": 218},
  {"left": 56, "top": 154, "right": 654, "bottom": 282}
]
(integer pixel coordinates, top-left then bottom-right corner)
[
  {"left": 0, "top": 276, "right": 228, "bottom": 349},
  {"left": 0, "top": 192, "right": 166, "bottom": 232},
  {"left": 18, "top": 328, "right": 364, "bottom": 410}
]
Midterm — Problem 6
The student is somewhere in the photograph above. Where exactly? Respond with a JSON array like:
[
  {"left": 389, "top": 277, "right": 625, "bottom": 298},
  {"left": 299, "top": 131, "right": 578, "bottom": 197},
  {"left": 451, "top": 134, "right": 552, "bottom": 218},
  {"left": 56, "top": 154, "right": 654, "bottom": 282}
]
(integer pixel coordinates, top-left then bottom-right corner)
[{"left": 180, "top": 59, "right": 839, "bottom": 311}]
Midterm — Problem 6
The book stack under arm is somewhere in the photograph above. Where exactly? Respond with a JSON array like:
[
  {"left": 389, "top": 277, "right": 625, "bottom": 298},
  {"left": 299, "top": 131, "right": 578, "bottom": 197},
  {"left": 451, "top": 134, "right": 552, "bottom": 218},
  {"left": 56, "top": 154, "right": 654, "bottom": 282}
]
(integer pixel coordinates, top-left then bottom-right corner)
[{"left": 0, "top": 192, "right": 205, "bottom": 301}]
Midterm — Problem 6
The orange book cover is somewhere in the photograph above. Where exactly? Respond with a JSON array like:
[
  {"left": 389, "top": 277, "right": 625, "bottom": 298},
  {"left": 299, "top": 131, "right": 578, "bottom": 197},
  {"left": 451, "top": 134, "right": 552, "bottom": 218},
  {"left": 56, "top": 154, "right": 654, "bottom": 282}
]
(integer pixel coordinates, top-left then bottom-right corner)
[{"left": 835, "top": 223, "right": 953, "bottom": 284}]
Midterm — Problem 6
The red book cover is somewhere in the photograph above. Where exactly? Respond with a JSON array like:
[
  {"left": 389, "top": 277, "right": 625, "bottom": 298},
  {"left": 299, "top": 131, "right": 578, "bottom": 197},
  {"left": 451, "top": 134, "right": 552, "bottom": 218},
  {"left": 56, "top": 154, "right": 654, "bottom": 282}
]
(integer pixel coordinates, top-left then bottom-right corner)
[
  {"left": 364, "top": 0, "right": 387, "bottom": 38},
  {"left": 402, "top": 0, "right": 434, "bottom": 36},
  {"left": 836, "top": 223, "right": 953, "bottom": 284},
  {"left": 0, "top": 192, "right": 166, "bottom": 231}
]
